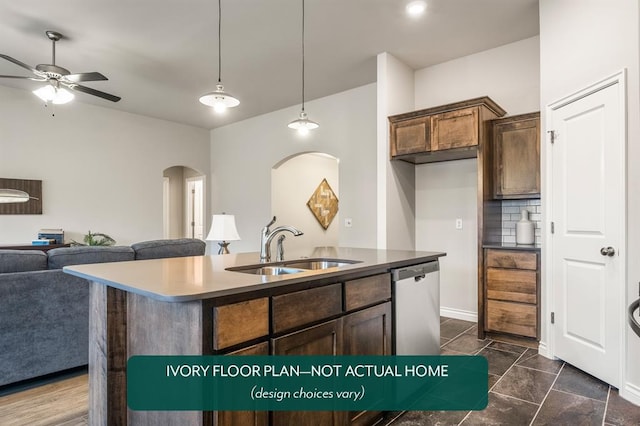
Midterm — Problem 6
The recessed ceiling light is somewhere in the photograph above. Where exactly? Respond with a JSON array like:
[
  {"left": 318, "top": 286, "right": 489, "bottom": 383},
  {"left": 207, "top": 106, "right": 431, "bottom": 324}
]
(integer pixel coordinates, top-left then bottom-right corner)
[{"left": 406, "top": 0, "right": 427, "bottom": 17}]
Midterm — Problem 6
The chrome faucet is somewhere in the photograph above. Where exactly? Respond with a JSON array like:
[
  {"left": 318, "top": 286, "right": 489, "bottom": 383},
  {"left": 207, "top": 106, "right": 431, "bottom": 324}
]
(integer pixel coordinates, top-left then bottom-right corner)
[
  {"left": 259, "top": 216, "right": 303, "bottom": 263},
  {"left": 276, "top": 234, "right": 286, "bottom": 262}
]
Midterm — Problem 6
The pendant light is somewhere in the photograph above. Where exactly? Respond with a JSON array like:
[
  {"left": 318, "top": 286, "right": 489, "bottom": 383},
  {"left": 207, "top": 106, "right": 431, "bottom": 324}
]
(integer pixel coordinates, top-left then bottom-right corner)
[
  {"left": 199, "top": 0, "right": 239, "bottom": 113},
  {"left": 288, "top": 0, "right": 318, "bottom": 134}
]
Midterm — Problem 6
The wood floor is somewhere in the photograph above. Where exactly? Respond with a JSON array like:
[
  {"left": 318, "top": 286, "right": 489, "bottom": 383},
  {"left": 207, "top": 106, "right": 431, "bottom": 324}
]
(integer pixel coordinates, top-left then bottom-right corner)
[{"left": 0, "top": 374, "right": 88, "bottom": 426}]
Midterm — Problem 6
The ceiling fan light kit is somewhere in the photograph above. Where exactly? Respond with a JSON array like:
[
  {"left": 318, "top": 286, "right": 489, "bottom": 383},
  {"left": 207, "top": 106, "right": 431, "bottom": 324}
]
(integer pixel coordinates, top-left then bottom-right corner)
[
  {"left": 33, "top": 84, "right": 74, "bottom": 104},
  {"left": 289, "top": 0, "right": 318, "bottom": 134},
  {"left": 0, "top": 30, "right": 121, "bottom": 104},
  {"left": 199, "top": 0, "right": 239, "bottom": 113}
]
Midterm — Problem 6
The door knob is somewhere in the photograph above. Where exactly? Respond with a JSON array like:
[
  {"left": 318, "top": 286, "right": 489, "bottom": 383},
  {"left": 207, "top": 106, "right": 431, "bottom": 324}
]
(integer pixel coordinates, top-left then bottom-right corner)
[{"left": 600, "top": 247, "right": 616, "bottom": 257}]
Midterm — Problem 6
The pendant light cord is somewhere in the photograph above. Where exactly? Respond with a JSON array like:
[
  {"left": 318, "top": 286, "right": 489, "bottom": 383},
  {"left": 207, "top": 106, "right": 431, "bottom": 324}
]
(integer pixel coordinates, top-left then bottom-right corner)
[
  {"left": 301, "top": 0, "right": 305, "bottom": 111},
  {"left": 218, "top": 0, "right": 222, "bottom": 84}
]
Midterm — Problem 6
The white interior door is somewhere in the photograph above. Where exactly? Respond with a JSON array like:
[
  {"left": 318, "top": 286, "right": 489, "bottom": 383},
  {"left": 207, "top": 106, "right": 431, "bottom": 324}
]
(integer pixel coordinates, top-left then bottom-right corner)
[
  {"left": 185, "top": 177, "right": 204, "bottom": 239},
  {"left": 548, "top": 73, "right": 625, "bottom": 387}
]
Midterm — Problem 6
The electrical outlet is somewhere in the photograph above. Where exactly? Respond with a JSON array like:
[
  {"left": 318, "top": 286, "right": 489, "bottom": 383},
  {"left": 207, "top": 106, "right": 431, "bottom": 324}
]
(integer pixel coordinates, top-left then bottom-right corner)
[
  {"left": 455, "top": 218, "right": 463, "bottom": 230},
  {"left": 344, "top": 218, "right": 353, "bottom": 228}
]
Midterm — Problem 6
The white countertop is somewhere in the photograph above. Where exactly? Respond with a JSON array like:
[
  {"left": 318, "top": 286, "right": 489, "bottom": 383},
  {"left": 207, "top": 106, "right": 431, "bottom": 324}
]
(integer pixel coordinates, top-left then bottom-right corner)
[{"left": 63, "top": 247, "right": 445, "bottom": 302}]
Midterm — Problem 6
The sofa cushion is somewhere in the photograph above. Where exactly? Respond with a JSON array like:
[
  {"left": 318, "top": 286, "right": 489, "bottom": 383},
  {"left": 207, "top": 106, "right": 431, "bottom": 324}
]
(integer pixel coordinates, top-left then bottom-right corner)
[
  {"left": 47, "top": 246, "right": 135, "bottom": 269},
  {"left": 131, "top": 238, "right": 206, "bottom": 260},
  {"left": 0, "top": 250, "right": 47, "bottom": 273}
]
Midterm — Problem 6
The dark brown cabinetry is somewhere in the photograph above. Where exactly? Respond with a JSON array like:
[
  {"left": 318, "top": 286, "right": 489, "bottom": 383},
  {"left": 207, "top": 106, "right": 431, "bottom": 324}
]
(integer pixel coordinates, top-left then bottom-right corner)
[
  {"left": 215, "top": 342, "right": 269, "bottom": 426},
  {"left": 389, "top": 97, "right": 506, "bottom": 164},
  {"left": 272, "top": 320, "right": 346, "bottom": 426},
  {"left": 390, "top": 116, "right": 430, "bottom": 156},
  {"left": 343, "top": 303, "right": 391, "bottom": 426},
  {"left": 270, "top": 275, "right": 391, "bottom": 426},
  {"left": 491, "top": 112, "right": 540, "bottom": 198},
  {"left": 213, "top": 273, "right": 389, "bottom": 426},
  {"left": 431, "top": 107, "right": 479, "bottom": 150},
  {"left": 484, "top": 249, "right": 539, "bottom": 339}
]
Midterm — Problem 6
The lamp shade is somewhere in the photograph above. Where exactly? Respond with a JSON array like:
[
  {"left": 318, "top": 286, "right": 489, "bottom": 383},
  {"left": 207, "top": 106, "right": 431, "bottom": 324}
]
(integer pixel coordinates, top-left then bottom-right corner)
[{"left": 206, "top": 214, "right": 241, "bottom": 241}]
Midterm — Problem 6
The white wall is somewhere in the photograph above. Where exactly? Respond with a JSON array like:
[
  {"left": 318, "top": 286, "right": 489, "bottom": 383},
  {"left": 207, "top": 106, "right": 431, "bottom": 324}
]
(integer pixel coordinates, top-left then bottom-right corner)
[
  {"left": 376, "top": 52, "right": 416, "bottom": 250},
  {"left": 0, "top": 85, "right": 210, "bottom": 245},
  {"left": 416, "top": 159, "right": 479, "bottom": 318},
  {"left": 415, "top": 36, "right": 541, "bottom": 115},
  {"left": 539, "top": 0, "right": 640, "bottom": 404},
  {"left": 271, "top": 153, "right": 339, "bottom": 253},
  {"left": 163, "top": 166, "right": 184, "bottom": 238},
  {"left": 413, "top": 37, "right": 541, "bottom": 319},
  {"left": 210, "top": 84, "right": 377, "bottom": 253}
]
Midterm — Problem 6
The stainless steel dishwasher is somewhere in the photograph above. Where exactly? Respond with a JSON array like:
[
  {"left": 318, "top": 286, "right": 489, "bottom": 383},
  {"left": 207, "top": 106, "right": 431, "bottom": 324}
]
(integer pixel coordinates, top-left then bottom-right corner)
[{"left": 393, "top": 260, "right": 440, "bottom": 355}]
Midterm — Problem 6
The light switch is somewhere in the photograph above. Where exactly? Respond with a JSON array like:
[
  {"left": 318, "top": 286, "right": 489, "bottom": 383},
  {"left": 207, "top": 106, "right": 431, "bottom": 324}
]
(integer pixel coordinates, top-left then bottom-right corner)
[{"left": 455, "top": 218, "right": 463, "bottom": 230}]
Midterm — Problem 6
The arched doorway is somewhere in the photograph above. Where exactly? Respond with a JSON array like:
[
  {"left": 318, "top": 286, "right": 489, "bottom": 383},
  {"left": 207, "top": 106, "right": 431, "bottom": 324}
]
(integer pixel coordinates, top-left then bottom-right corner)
[
  {"left": 271, "top": 152, "right": 339, "bottom": 253},
  {"left": 162, "top": 166, "right": 205, "bottom": 239}
]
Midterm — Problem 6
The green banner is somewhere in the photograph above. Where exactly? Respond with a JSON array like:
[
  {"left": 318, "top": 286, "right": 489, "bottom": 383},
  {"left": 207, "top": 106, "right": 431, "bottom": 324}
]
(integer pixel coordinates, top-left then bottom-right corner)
[{"left": 127, "top": 355, "right": 487, "bottom": 411}]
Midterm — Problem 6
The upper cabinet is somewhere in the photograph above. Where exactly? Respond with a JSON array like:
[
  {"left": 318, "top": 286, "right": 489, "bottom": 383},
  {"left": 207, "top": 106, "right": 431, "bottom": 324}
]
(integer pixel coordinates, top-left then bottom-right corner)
[
  {"left": 389, "top": 97, "right": 506, "bottom": 164},
  {"left": 491, "top": 112, "right": 540, "bottom": 199}
]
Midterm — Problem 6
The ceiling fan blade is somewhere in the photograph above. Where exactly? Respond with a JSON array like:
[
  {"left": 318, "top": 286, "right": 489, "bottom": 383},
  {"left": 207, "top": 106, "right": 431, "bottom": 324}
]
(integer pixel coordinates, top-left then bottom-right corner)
[
  {"left": 0, "top": 75, "right": 46, "bottom": 81},
  {"left": 64, "top": 72, "right": 108, "bottom": 82},
  {"left": 0, "top": 54, "right": 38, "bottom": 74},
  {"left": 68, "top": 83, "right": 121, "bottom": 102}
]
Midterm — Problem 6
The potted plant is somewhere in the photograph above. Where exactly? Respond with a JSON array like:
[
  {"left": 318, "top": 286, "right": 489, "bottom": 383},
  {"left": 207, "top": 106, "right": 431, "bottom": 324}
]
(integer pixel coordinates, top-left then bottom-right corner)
[{"left": 70, "top": 231, "right": 116, "bottom": 246}]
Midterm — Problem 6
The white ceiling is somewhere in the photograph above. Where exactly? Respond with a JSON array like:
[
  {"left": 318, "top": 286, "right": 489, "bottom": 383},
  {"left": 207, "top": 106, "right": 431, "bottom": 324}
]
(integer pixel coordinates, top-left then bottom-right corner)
[{"left": 0, "top": 0, "right": 539, "bottom": 129}]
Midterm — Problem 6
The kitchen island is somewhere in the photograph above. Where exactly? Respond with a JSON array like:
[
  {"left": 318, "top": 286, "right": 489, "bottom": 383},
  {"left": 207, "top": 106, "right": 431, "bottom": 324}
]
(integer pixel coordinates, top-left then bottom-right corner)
[{"left": 64, "top": 247, "right": 445, "bottom": 426}]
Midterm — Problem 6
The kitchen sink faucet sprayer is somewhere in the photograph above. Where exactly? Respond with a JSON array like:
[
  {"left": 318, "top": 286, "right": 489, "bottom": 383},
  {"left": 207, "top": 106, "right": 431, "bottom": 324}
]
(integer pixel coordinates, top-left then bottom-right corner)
[{"left": 260, "top": 216, "right": 303, "bottom": 263}]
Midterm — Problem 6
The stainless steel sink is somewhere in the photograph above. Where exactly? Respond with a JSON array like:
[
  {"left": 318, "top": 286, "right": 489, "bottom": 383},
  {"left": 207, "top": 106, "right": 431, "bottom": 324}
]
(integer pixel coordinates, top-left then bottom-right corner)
[
  {"left": 227, "top": 258, "right": 361, "bottom": 276},
  {"left": 229, "top": 266, "right": 307, "bottom": 276},
  {"left": 282, "top": 260, "right": 359, "bottom": 270}
]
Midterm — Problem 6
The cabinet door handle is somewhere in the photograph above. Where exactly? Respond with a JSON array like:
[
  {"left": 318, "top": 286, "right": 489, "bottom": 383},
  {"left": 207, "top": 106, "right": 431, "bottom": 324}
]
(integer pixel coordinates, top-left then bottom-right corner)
[{"left": 600, "top": 247, "right": 616, "bottom": 257}]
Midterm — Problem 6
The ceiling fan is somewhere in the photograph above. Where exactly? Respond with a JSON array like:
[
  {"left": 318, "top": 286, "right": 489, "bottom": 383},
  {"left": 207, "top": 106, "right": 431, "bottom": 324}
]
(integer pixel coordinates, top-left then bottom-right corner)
[{"left": 0, "top": 30, "right": 121, "bottom": 103}]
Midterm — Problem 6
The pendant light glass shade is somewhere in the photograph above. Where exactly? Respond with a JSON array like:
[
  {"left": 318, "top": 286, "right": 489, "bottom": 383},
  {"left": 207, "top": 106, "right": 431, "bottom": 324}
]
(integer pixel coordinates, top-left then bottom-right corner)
[
  {"left": 33, "top": 84, "right": 74, "bottom": 104},
  {"left": 0, "top": 189, "right": 34, "bottom": 203},
  {"left": 199, "top": 0, "right": 239, "bottom": 113},
  {"left": 199, "top": 84, "right": 240, "bottom": 113},
  {"left": 288, "top": 111, "right": 319, "bottom": 135},
  {"left": 289, "top": 0, "right": 318, "bottom": 133}
]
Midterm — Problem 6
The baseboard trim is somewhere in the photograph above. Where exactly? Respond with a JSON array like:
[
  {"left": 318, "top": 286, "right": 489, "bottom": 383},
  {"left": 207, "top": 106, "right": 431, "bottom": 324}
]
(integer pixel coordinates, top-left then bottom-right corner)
[
  {"left": 537, "top": 341, "right": 552, "bottom": 358},
  {"left": 621, "top": 382, "right": 640, "bottom": 407},
  {"left": 440, "top": 307, "right": 477, "bottom": 323}
]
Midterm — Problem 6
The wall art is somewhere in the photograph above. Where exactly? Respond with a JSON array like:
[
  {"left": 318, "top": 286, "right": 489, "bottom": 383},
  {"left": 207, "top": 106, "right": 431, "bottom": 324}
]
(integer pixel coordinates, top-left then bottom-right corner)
[
  {"left": 307, "top": 178, "right": 338, "bottom": 230},
  {"left": 0, "top": 178, "right": 42, "bottom": 214}
]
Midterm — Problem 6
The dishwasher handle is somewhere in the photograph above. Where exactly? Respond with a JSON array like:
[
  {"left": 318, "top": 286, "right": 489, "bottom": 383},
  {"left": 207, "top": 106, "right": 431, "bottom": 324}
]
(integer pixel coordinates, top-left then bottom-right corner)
[{"left": 392, "top": 261, "right": 439, "bottom": 281}]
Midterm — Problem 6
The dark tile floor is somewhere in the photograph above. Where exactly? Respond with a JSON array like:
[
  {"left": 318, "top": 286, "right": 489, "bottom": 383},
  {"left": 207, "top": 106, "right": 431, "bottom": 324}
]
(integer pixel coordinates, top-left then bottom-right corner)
[{"left": 387, "top": 317, "right": 640, "bottom": 426}]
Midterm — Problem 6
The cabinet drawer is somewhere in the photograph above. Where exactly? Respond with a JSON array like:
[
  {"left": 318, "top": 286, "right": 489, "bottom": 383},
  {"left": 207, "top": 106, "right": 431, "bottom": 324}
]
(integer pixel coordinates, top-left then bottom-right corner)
[
  {"left": 213, "top": 298, "right": 269, "bottom": 350},
  {"left": 273, "top": 284, "right": 342, "bottom": 333},
  {"left": 345, "top": 273, "right": 391, "bottom": 311},
  {"left": 390, "top": 117, "right": 430, "bottom": 156},
  {"left": 486, "top": 268, "right": 537, "bottom": 304},
  {"left": 431, "top": 107, "right": 479, "bottom": 150},
  {"left": 486, "top": 300, "right": 537, "bottom": 338},
  {"left": 486, "top": 249, "right": 537, "bottom": 270}
]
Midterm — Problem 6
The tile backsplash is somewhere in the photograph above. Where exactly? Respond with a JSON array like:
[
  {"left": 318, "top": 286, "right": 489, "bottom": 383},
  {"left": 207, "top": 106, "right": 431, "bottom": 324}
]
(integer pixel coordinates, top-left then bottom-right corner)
[{"left": 501, "top": 199, "right": 541, "bottom": 245}]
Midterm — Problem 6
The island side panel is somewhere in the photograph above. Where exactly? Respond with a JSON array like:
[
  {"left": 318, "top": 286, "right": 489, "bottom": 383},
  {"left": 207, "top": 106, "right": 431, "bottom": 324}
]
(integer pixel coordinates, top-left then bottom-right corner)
[
  {"left": 127, "top": 292, "right": 205, "bottom": 426},
  {"left": 89, "top": 282, "right": 128, "bottom": 426}
]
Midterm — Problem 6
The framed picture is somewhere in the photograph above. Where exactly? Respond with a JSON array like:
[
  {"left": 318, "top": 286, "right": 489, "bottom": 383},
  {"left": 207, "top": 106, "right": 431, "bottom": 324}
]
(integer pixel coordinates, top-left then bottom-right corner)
[
  {"left": 0, "top": 178, "right": 42, "bottom": 214},
  {"left": 307, "top": 178, "right": 338, "bottom": 230}
]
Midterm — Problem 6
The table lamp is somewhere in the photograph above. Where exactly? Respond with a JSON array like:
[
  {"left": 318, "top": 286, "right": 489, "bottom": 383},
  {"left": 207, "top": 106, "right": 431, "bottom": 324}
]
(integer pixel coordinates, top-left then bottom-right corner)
[{"left": 206, "top": 213, "right": 241, "bottom": 254}]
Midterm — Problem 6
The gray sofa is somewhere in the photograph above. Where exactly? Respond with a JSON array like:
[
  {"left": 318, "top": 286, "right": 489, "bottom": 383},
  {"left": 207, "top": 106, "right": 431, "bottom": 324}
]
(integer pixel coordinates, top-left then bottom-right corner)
[{"left": 0, "top": 238, "right": 205, "bottom": 387}]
